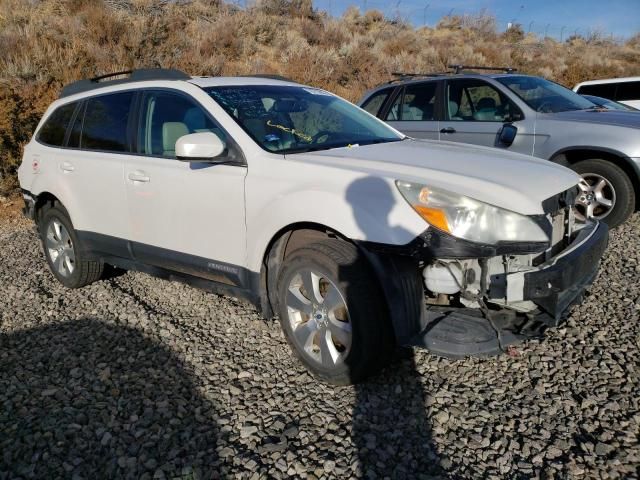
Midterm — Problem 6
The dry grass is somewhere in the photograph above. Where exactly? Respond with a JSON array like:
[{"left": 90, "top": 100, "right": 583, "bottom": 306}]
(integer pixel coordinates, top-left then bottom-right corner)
[{"left": 1, "top": 0, "right": 639, "bottom": 192}]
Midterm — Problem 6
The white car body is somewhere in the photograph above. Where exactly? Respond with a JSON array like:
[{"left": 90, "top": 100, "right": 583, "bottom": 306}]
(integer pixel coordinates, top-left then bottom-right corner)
[
  {"left": 574, "top": 76, "right": 640, "bottom": 109},
  {"left": 18, "top": 71, "right": 609, "bottom": 383}
]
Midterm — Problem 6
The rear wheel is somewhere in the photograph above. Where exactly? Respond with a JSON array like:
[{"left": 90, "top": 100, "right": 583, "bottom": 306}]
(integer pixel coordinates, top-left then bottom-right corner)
[
  {"left": 571, "top": 159, "right": 635, "bottom": 228},
  {"left": 276, "top": 239, "right": 394, "bottom": 385},
  {"left": 38, "top": 203, "right": 103, "bottom": 288}
]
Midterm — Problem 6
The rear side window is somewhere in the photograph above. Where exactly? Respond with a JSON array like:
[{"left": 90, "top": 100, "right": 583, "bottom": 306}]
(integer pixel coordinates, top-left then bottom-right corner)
[
  {"left": 81, "top": 92, "right": 134, "bottom": 152},
  {"left": 576, "top": 83, "right": 617, "bottom": 99},
  {"left": 68, "top": 103, "right": 85, "bottom": 149},
  {"left": 361, "top": 89, "right": 392, "bottom": 117},
  {"left": 616, "top": 81, "right": 640, "bottom": 101},
  {"left": 398, "top": 83, "right": 437, "bottom": 121},
  {"left": 37, "top": 102, "right": 77, "bottom": 147}
]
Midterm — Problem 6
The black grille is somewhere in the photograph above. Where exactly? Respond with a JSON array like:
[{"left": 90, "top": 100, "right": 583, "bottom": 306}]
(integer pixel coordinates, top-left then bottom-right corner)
[{"left": 541, "top": 186, "right": 579, "bottom": 214}]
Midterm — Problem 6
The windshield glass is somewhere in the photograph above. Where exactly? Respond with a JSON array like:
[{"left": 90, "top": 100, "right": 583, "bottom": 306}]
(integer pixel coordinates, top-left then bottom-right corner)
[
  {"left": 497, "top": 76, "right": 596, "bottom": 113},
  {"left": 205, "top": 85, "right": 403, "bottom": 154}
]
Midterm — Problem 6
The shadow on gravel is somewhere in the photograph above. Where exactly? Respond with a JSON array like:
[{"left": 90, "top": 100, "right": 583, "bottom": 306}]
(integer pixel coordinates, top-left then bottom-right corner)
[
  {"left": 0, "top": 318, "right": 222, "bottom": 478},
  {"left": 345, "top": 177, "right": 443, "bottom": 478}
]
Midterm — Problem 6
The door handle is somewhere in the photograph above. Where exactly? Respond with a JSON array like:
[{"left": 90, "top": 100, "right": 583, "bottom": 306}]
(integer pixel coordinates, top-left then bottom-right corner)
[
  {"left": 440, "top": 127, "right": 456, "bottom": 134},
  {"left": 128, "top": 171, "right": 150, "bottom": 183},
  {"left": 60, "top": 162, "right": 75, "bottom": 172}
]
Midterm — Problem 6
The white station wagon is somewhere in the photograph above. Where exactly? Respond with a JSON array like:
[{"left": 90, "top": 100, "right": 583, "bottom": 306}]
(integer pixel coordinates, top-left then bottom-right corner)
[{"left": 18, "top": 69, "right": 608, "bottom": 384}]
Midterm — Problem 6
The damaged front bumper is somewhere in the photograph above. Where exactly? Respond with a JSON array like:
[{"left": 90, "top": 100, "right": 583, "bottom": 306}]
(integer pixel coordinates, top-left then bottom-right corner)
[
  {"left": 361, "top": 218, "right": 608, "bottom": 357},
  {"left": 516, "top": 220, "right": 608, "bottom": 320}
]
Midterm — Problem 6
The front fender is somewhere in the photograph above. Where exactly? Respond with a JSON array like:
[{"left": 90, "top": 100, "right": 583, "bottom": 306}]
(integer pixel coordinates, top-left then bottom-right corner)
[{"left": 245, "top": 176, "right": 426, "bottom": 272}]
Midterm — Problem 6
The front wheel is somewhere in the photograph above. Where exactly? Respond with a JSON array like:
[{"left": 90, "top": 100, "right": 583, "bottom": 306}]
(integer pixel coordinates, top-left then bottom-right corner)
[
  {"left": 276, "top": 239, "right": 394, "bottom": 385},
  {"left": 571, "top": 159, "right": 635, "bottom": 228}
]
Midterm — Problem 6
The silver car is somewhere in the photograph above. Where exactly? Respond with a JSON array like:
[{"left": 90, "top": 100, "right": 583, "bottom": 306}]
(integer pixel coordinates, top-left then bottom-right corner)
[{"left": 359, "top": 70, "right": 640, "bottom": 227}]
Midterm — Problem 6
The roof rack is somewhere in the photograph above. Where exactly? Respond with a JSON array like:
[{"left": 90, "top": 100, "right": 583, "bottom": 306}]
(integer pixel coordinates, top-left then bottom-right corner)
[
  {"left": 448, "top": 65, "right": 517, "bottom": 74},
  {"left": 59, "top": 68, "right": 190, "bottom": 98},
  {"left": 384, "top": 72, "right": 449, "bottom": 84}
]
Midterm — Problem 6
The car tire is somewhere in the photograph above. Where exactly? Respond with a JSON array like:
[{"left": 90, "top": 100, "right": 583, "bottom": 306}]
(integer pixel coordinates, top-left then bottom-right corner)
[
  {"left": 276, "top": 239, "right": 394, "bottom": 385},
  {"left": 38, "top": 202, "right": 104, "bottom": 288},
  {"left": 571, "top": 159, "right": 635, "bottom": 228}
]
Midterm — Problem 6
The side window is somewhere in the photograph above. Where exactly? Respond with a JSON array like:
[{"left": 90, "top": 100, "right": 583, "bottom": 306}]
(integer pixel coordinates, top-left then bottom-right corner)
[
  {"left": 37, "top": 102, "right": 77, "bottom": 147},
  {"left": 68, "top": 103, "right": 85, "bottom": 149},
  {"left": 82, "top": 92, "right": 134, "bottom": 152},
  {"left": 398, "top": 83, "right": 437, "bottom": 121},
  {"left": 446, "top": 80, "right": 523, "bottom": 122},
  {"left": 385, "top": 91, "right": 402, "bottom": 121},
  {"left": 138, "top": 91, "right": 226, "bottom": 158},
  {"left": 361, "top": 89, "right": 392, "bottom": 117},
  {"left": 616, "top": 81, "right": 640, "bottom": 101},
  {"left": 577, "top": 83, "right": 617, "bottom": 99}
]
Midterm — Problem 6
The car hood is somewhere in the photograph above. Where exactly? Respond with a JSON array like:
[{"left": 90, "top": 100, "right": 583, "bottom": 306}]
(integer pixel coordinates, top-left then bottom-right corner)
[
  {"left": 287, "top": 139, "right": 580, "bottom": 215},
  {"left": 546, "top": 109, "right": 640, "bottom": 129}
]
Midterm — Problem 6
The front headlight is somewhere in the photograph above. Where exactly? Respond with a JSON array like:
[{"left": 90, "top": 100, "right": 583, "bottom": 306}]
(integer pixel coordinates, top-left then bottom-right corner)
[{"left": 396, "top": 180, "right": 548, "bottom": 244}]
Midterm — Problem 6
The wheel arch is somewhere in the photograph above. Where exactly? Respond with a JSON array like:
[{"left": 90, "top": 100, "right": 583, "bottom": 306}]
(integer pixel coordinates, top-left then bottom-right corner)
[
  {"left": 550, "top": 147, "right": 640, "bottom": 210},
  {"left": 257, "top": 222, "right": 356, "bottom": 319},
  {"left": 257, "top": 221, "right": 421, "bottom": 348},
  {"left": 33, "top": 191, "right": 63, "bottom": 223}
]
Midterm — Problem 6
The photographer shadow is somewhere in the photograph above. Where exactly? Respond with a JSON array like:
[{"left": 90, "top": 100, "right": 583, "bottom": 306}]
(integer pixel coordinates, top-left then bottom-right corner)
[
  {"left": 0, "top": 317, "right": 222, "bottom": 478},
  {"left": 344, "top": 177, "right": 443, "bottom": 478}
]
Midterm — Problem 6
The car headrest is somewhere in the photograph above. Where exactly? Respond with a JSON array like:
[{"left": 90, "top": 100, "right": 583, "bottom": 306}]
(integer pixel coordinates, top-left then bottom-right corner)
[
  {"left": 477, "top": 97, "right": 497, "bottom": 111},
  {"left": 162, "top": 122, "right": 189, "bottom": 153}
]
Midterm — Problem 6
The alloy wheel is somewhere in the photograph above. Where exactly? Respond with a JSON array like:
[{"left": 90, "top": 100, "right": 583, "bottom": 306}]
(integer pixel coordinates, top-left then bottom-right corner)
[
  {"left": 285, "top": 269, "right": 352, "bottom": 368},
  {"left": 45, "top": 218, "right": 75, "bottom": 278},
  {"left": 575, "top": 173, "right": 616, "bottom": 221}
]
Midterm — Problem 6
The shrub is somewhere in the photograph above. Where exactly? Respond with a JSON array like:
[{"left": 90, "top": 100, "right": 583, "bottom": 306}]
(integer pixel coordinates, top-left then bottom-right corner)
[{"left": 0, "top": 0, "right": 638, "bottom": 188}]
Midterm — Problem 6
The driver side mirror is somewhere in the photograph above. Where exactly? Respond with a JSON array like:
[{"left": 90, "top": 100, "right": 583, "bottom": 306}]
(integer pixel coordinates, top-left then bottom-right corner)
[
  {"left": 176, "top": 132, "right": 227, "bottom": 162},
  {"left": 498, "top": 124, "right": 518, "bottom": 146}
]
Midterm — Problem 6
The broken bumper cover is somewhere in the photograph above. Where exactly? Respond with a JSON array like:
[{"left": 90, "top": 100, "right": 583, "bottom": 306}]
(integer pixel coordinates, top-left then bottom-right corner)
[
  {"left": 361, "top": 219, "right": 608, "bottom": 357},
  {"left": 21, "top": 189, "right": 36, "bottom": 220},
  {"left": 510, "top": 220, "right": 608, "bottom": 321}
]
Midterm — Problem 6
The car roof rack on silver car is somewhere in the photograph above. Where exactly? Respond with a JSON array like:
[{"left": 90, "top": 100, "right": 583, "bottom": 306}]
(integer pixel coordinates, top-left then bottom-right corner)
[
  {"left": 448, "top": 65, "right": 517, "bottom": 74},
  {"left": 59, "top": 68, "right": 191, "bottom": 98},
  {"left": 384, "top": 72, "right": 449, "bottom": 84},
  {"left": 383, "top": 66, "right": 517, "bottom": 85}
]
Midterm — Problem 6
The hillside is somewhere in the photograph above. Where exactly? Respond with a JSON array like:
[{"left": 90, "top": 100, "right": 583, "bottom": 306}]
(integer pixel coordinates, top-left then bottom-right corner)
[{"left": 1, "top": 0, "right": 639, "bottom": 192}]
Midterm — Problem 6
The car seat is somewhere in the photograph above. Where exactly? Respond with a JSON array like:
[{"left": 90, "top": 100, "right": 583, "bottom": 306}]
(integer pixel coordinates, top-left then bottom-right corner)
[
  {"left": 448, "top": 100, "right": 463, "bottom": 120},
  {"left": 474, "top": 97, "right": 498, "bottom": 121},
  {"left": 162, "top": 122, "right": 189, "bottom": 157}
]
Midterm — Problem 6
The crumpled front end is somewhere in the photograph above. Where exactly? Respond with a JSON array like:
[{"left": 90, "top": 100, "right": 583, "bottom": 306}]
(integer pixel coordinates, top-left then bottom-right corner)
[{"left": 361, "top": 187, "right": 609, "bottom": 357}]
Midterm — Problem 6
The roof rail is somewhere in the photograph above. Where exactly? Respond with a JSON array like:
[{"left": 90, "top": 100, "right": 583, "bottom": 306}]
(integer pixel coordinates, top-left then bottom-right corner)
[
  {"left": 383, "top": 72, "right": 448, "bottom": 84},
  {"left": 59, "top": 68, "right": 190, "bottom": 98},
  {"left": 448, "top": 65, "right": 517, "bottom": 74}
]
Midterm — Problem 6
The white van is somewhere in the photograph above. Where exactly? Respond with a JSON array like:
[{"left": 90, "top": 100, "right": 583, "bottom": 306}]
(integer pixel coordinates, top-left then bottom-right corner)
[{"left": 574, "top": 77, "right": 640, "bottom": 109}]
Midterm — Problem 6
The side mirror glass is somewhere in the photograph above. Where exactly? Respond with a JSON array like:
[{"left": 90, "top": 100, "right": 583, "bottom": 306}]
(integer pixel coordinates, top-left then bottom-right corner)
[
  {"left": 498, "top": 124, "right": 518, "bottom": 146},
  {"left": 176, "top": 132, "right": 226, "bottom": 162}
]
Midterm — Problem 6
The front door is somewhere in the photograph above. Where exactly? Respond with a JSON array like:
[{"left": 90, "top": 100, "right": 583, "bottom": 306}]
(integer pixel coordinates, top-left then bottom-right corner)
[
  {"left": 124, "top": 89, "right": 248, "bottom": 287},
  {"left": 439, "top": 78, "right": 534, "bottom": 155}
]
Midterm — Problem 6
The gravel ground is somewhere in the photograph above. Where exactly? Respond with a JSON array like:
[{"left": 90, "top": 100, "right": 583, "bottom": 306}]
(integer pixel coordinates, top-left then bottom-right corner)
[{"left": 1, "top": 204, "right": 639, "bottom": 479}]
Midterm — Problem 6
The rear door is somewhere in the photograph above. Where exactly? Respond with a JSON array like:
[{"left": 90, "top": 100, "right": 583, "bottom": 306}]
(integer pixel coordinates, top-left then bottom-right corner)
[
  {"left": 382, "top": 81, "right": 441, "bottom": 140},
  {"left": 53, "top": 92, "right": 133, "bottom": 254},
  {"left": 124, "top": 89, "right": 248, "bottom": 285},
  {"left": 438, "top": 78, "right": 534, "bottom": 155}
]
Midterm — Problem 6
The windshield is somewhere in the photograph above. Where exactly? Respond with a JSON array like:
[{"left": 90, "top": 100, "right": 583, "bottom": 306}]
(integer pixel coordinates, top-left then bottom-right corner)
[
  {"left": 582, "top": 95, "right": 637, "bottom": 111},
  {"left": 205, "top": 85, "right": 403, "bottom": 154},
  {"left": 496, "top": 76, "right": 596, "bottom": 113}
]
